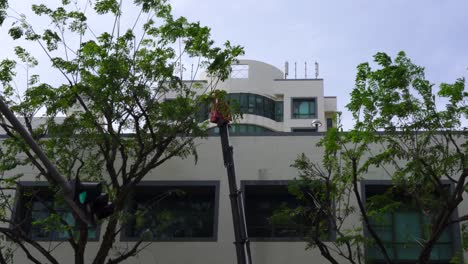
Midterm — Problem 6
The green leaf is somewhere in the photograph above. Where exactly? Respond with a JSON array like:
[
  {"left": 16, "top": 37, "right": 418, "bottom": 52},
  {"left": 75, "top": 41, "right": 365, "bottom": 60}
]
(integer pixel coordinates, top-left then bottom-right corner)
[{"left": 8, "top": 26, "right": 23, "bottom": 39}]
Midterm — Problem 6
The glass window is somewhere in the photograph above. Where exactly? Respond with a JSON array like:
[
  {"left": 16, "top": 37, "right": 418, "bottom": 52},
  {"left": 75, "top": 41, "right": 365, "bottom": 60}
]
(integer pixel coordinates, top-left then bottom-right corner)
[
  {"left": 255, "top": 96, "right": 263, "bottom": 116},
  {"left": 244, "top": 184, "right": 304, "bottom": 239},
  {"left": 238, "top": 94, "right": 246, "bottom": 113},
  {"left": 292, "top": 98, "right": 316, "bottom": 119},
  {"left": 196, "top": 103, "right": 210, "bottom": 122},
  {"left": 125, "top": 184, "right": 217, "bottom": 240},
  {"left": 264, "top": 98, "right": 271, "bottom": 119},
  {"left": 365, "top": 184, "right": 455, "bottom": 263},
  {"left": 242, "top": 181, "right": 329, "bottom": 240},
  {"left": 17, "top": 186, "right": 98, "bottom": 241},
  {"left": 202, "top": 93, "right": 283, "bottom": 122},
  {"left": 226, "top": 93, "right": 283, "bottom": 122},
  {"left": 208, "top": 124, "right": 273, "bottom": 136},
  {"left": 275, "top": 101, "right": 284, "bottom": 122},
  {"left": 248, "top": 94, "right": 255, "bottom": 113},
  {"left": 327, "top": 118, "right": 333, "bottom": 129},
  {"left": 239, "top": 124, "right": 247, "bottom": 134}
]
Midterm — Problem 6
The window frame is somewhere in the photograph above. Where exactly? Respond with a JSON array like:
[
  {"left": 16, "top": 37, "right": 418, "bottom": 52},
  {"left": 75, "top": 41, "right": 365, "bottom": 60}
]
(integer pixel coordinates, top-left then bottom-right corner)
[
  {"left": 208, "top": 124, "right": 274, "bottom": 136},
  {"left": 241, "top": 180, "right": 334, "bottom": 242},
  {"left": 12, "top": 181, "right": 101, "bottom": 242},
  {"left": 291, "top": 97, "right": 317, "bottom": 119},
  {"left": 228, "top": 93, "right": 283, "bottom": 122},
  {"left": 361, "top": 180, "right": 462, "bottom": 263},
  {"left": 326, "top": 117, "right": 333, "bottom": 129},
  {"left": 120, "top": 181, "right": 220, "bottom": 242}
]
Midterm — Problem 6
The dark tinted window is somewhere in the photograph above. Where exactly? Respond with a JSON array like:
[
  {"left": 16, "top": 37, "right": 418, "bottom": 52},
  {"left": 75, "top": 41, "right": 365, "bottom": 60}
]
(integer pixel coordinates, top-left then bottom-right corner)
[
  {"left": 292, "top": 98, "right": 316, "bottom": 119},
  {"left": 244, "top": 184, "right": 306, "bottom": 239},
  {"left": 209, "top": 124, "right": 273, "bottom": 135},
  {"left": 178, "top": 93, "right": 284, "bottom": 122},
  {"left": 326, "top": 118, "right": 333, "bottom": 129},
  {"left": 16, "top": 186, "right": 98, "bottom": 241},
  {"left": 365, "top": 184, "right": 455, "bottom": 263},
  {"left": 228, "top": 93, "right": 283, "bottom": 122},
  {"left": 125, "top": 184, "right": 217, "bottom": 240}
]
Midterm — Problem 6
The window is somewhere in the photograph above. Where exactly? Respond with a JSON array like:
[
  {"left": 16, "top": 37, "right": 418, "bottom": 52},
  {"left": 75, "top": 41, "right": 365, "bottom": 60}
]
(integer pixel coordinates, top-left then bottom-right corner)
[
  {"left": 209, "top": 124, "right": 273, "bottom": 136},
  {"left": 197, "top": 93, "right": 284, "bottom": 122},
  {"left": 14, "top": 184, "right": 98, "bottom": 241},
  {"left": 242, "top": 181, "right": 330, "bottom": 240},
  {"left": 248, "top": 95, "right": 255, "bottom": 113},
  {"left": 364, "top": 183, "right": 457, "bottom": 263},
  {"left": 196, "top": 103, "right": 210, "bottom": 122},
  {"left": 255, "top": 96, "right": 264, "bottom": 116},
  {"left": 292, "top": 98, "right": 316, "bottom": 119},
  {"left": 292, "top": 128, "right": 317, "bottom": 132},
  {"left": 124, "top": 182, "right": 219, "bottom": 241},
  {"left": 263, "top": 98, "right": 272, "bottom": 119},
  {"left": 197, "top": 93, "right": 283, "bottom": 122},
  {"left": 326, "top": 118, "right": 333, "bottom": 129},
  {"left": 227, "top": 93, "right": 283, "bottom": 122},
  {"left": 275, "top": 101, "right": 284, "bottom": 122},
  {"left": 230, "top": 65, "right": 249, "bottom": 79}
]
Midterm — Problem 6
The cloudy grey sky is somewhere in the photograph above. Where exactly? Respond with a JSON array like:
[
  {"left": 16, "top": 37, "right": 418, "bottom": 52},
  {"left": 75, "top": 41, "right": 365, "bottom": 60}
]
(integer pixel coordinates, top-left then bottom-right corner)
[
  {"left": 171, "top": 0, "right": 468, "bottom": 128},
  {"left": 1, "top": 1, "right": 467, "bottom": 129}
]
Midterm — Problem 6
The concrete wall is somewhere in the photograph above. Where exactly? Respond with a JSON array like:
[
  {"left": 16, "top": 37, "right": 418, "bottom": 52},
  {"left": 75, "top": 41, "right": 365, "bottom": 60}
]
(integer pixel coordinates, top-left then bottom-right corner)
[{"left": 6, "top": 134, "right": 466, "bottom": 263}]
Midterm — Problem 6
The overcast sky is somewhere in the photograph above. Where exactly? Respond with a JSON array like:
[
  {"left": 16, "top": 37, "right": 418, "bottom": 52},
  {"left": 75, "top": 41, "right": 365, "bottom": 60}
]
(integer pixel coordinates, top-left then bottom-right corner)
[
  {"left": 1, "top": 0, "right": 467, "bottom": 129},
  {"left": 171, "top": 0, "right": 468, "bottom": 128}
]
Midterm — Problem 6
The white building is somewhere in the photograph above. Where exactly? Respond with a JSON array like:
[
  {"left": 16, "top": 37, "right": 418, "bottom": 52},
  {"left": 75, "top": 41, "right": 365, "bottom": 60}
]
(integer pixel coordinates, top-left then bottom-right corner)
[
  {"left": 203, "top": 59, "right": 337, "bottom": 133},
  {"left": 4, "top": 60, "right": 465, "bottom": 264}
]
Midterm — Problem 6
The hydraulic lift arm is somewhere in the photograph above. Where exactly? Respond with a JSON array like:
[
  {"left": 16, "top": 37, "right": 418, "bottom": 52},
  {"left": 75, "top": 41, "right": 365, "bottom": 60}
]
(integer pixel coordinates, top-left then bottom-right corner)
[{"left": 210, "top": 92, "right": 252, "bottom": 264}]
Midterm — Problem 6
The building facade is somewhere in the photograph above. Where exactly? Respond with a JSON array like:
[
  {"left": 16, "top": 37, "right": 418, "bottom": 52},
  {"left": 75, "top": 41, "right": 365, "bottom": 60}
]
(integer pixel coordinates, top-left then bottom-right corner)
[{"left": 3, "top": 60, "right": 466, "bottom": 264}]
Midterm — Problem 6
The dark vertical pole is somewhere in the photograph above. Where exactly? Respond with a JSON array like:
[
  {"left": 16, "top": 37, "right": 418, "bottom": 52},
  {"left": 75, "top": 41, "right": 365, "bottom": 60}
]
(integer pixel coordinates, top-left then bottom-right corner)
[{"left": 218, "top": 122, "right": 251, "bottom": 264}]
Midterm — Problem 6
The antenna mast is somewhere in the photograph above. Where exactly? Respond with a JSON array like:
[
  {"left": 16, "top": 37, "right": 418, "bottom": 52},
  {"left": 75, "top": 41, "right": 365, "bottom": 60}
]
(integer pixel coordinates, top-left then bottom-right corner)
[
  {"left": 294, "top": 62, "right": 297, "bottom": 79},
  {"left": 305, "top": 62, "right": 307, "bottom": 79},
  {"left": 315, "top": 62, "right": 319, "bottom": 79}
]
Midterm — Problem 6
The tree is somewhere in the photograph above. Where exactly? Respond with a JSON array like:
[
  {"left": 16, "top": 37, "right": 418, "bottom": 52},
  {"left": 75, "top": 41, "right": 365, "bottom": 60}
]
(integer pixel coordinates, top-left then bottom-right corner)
[
  {"left": 0, "top": 0, "right": 243, "bottom": 263},
  {"left": 289, "top": 51, "right": 467, "bottom": 263}
]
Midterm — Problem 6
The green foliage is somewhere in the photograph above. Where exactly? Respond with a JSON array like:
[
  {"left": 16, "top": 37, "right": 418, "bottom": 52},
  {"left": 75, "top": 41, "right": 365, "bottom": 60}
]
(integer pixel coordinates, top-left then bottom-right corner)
[
  {"left": 0, "top": 0, "right": 243, "bottom": 261},
  {"left": 0, "top": 0, "right": 7, "bottom": 26},
  {"left": 94, "top": 0, "right": 120, "bottom": 15},
  {"left": 292, "top": 51, "right": 467, "bottom": 263}
]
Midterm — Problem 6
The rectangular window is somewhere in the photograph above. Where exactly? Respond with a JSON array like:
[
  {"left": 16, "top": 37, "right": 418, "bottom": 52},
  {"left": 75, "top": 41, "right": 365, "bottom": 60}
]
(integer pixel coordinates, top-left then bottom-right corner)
[
  {"left": 248, "top": 94, "right": 255, "bottom": 113},
  {"left": 263, "top": 98, "right": 271, "bottom": 119},
  {"left": 124, "top": 182, "right": 219, "bottom": 241},
  {"left": 292, "top": 98, "right": 316, "bottom": 119},
  {"left": 14, "top": 184, "right": 98, "bottom": 241},
  {"left": 240, "top": 93, "right": 248, "bottom": 113},
  {"left": 242, "top": 181, "right": 330, "bottom": 240},
  {"left": 255, "top": 96, "right": 264, "bottom": 116},
  {"left": 275, "top": 101, "right": 283, "bottom": 122},
  {"left": 327, "top": 118, "right": 333, "bottom": 129},
  {"left": 364, "top": 183, "right": 456, "bottom": 263}
]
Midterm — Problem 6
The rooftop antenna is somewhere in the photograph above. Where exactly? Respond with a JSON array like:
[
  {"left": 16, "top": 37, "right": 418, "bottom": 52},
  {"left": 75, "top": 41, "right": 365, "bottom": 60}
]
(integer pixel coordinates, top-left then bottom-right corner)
[
  {"left": 284, "top": 61, "right": 289, "bottom": 79},
  {"left": 294, "top": 62, "right": 297, "bottom": 79},
  {"left": 315, "top": 61, "right": 319, "bottom": 79},
  {"left": 305, "top": 62, "right": 307, "bottom": 79}
]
